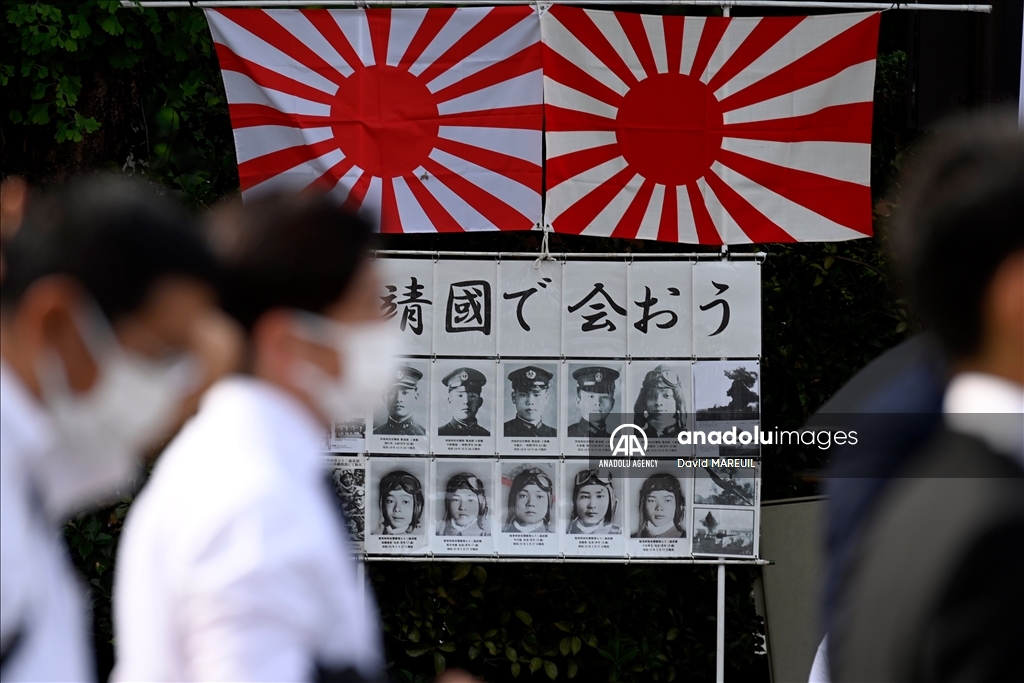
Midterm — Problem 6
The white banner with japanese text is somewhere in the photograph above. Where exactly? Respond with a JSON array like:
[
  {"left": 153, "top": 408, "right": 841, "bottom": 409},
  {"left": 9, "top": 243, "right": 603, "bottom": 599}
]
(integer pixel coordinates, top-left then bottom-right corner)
[{"left": 326, "top": 254, "right": 762, "bottom": 561}]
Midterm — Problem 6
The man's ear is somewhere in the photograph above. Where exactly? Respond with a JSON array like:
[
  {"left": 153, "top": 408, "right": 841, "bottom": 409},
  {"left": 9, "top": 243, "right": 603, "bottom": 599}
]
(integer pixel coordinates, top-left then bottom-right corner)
[
  {"left": 252, "top": 309, "right": 341, "bottom": 383},
  {"left": 18, "top": 276, "right": 97, "bottom": 394}
]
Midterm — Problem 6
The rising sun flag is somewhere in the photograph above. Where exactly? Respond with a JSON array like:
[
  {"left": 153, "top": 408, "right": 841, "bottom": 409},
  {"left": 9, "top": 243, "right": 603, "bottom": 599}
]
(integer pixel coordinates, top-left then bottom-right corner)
[
  {"left": 206, "top": 7, "right": 543, "bottom": 233},
  {"left": 541, "top": 7, "right": 880, "bottom": 244}
]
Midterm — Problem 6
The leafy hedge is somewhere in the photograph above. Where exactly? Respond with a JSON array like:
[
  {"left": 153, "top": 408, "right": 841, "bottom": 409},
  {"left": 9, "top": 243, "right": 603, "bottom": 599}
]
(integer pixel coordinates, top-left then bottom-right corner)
[{"left": 4, "top": 4, "right": 916, "bottom": 681}]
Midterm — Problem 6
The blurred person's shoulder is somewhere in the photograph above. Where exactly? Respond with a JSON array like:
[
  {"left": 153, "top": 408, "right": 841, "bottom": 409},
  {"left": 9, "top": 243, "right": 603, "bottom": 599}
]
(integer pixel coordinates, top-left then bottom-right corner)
[
  {"left": 832, "top": 427, "right": 1023, "bottom": 682},
  {"left": 132, "top": 376, "right": 325, "bottom": 541}
]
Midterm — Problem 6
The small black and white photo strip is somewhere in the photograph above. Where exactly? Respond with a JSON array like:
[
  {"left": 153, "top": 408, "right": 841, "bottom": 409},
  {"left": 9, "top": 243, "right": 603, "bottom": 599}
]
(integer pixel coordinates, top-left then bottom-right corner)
[
  {"left": 692, "top": 507, "right": 756, "bottom": 557},
  {"left": 694, "top": 465, "right": 758, "bottom": 507},
  {"left": 561, "top": 461, "right": 625, "bottom": 557},
  {"left": 328, "top": 415, "right": 366, "bottom": 453},
  {"left": 324, "top": 455, "right": 367, "bottom": 551},
  {"left": 692, "top": 360, "right": 760, "bottom": 458},
  {"left": 626, "top": 461, "right": 692, "bottom": 558},
  {"left": 625, "top": 361, "right": 693, "bottom": 455},
  {"left": 430, "top": 360, "right": 496, "bottom": 456},
  {"left": 562, "top": 361, "right": 626, "bottom": 456},
  {"left": 498, "top": 361, "right": 560, "bottom": 456},
  {"left": 367, "top": 359, "right": 430, "bottom": 455},
  {"left": 365, "top": 457, "right": 428, "bottom": 555},
  {"left": 495, "top": 460, "right": 559, "bottom": 556},
  {"left": 431, "top": 459, "right": 495, "bottom": 556}
]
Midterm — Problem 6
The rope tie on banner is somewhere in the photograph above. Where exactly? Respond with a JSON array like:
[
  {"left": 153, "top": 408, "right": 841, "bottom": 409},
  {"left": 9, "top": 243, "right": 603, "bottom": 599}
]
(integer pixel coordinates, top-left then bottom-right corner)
[{"left": 534, "top": 224, "right": 555, "bottom": 269}]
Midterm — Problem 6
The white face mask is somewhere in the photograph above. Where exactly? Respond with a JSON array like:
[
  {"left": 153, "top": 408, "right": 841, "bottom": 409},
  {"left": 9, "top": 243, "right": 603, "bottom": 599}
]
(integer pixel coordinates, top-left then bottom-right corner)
[
  {"left": 34, "top": 304, "right": 198, "bottom": 518},
  {"left": 291, "top": 312, "right": 402, "bottom": 424}
]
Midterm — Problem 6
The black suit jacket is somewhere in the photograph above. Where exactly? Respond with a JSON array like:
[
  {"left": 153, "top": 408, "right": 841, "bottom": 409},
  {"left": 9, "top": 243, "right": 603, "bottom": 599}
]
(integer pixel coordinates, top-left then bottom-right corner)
[{"left": 832, "top": 429, "right": 1023, "bottom": 683}]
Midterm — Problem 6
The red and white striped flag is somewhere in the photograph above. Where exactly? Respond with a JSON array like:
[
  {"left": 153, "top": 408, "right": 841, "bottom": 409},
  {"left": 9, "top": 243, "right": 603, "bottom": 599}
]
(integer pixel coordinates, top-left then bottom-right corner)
[
  {"left": 542, "top": 7, "right": 880, "bottom": 244},
  {"left": 207, "top": 7, "right": 543, "bottom": 233}
]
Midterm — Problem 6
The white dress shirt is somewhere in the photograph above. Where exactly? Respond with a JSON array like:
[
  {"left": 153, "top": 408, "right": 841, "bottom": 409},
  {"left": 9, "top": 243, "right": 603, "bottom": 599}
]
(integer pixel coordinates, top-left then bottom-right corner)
[
  {"left": 944, "top": 371, "right": 1024, "bottom": 467},
  {"left": 112, "top": 377, "right": 382, "bottom": 682},
  {"left": 1, "top": 362, "right": 93, "bottom": 682}
]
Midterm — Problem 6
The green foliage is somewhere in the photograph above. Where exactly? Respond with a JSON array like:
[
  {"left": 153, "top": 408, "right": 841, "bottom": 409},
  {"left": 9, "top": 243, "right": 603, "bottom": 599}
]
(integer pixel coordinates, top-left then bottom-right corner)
[
  {"left": 2, "top": 2, "right": 237, "bottom": 206},
  {"left": 373, "top": 562, "right": 766, "bottom": 682},
  {"left": 4, "top": 3, "right": 915, "bottom": 677}
]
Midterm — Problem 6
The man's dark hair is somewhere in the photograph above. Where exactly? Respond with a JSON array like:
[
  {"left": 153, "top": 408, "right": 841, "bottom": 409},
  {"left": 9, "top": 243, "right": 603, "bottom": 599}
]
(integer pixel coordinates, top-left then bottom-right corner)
[
  {"left": 896, "top": 109, "right": 1024, "bottom": 359},
  {"left": 208, "top": 192, "right": 374, "bottom": 331},
  {"left": 1, "top": 174, "right": 217, "bottom": 322}
]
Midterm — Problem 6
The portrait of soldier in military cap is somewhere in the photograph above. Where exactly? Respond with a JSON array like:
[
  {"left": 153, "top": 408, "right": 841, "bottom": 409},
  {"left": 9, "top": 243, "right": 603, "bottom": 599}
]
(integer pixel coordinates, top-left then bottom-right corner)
[
  {"left": 632, "top": 363, "right": 690, "bottom": 439},
  {"left": 374, "top": 364, "right": 427, "bottom": 435},
  {"left": 503, "top": 365, "right": 557, "bottom": 437},
  {"left": 567, "top": 365, "right": 621, "bottom": 438},
  {"left": 438, "top": 367, "right": 490, "bottom": 436}
]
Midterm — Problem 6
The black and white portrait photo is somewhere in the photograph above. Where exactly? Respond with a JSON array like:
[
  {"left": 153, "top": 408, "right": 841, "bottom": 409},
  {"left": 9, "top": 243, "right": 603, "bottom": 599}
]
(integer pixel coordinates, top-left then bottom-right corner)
[
  {"left": 626, "top": 361, "right": 692, "bottom": 455},
  {"left": 431, "top": 460, "right": 495, "bottom": 555},
  {"left": 365, "top": 458, "right": 428, "bottom": 555},
  {"left": 563, "top": 362, "right": 625, "bottom": 456},
  {"left": 496, "top": 461, "right": 559, "bottom": 556},
  {"left": 431, "top": 361, "right": 496, "bottom": 455},
  {"left": 499, "top": 361, "right": 559, "bottom": 456},
  {"left": 694, "top": 466, "right": 757, "bottom": 507},
  {"left": 324, "top": 456, "right": 366, "bottom": 549},
  {"left": 626, "top": 467, "right": 692, "bottom": 558},
  {"left": 561, "top": 462, "right": 625, "bottom": 557},
  {"left": 368, "top": 361, "right": 430, "bottom": 455},
  {"left": 692, "top": 508, "right": 755, "bottom": 557}
]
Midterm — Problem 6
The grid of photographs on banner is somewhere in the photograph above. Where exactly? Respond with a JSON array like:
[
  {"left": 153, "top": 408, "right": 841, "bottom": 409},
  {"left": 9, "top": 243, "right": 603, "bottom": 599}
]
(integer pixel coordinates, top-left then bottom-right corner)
[{"left": 323, "top": 257, "right": 761, "bottom": 560}]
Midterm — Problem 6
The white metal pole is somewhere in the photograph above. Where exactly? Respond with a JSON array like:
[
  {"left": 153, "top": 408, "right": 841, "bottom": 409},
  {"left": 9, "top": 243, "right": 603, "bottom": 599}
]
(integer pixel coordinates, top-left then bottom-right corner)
[
  {"left": 716, "top": 563, "right": 726, "bottom": 683},
  {"left": 119, "top": 0, "right": 992, "bottom": 12}
]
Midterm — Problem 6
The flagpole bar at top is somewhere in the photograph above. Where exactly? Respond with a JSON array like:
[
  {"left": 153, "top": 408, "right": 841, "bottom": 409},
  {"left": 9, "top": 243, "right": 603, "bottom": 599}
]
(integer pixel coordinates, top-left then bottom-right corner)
[{"left": 119, "top": 0, "right": 993, "bottom": 12}]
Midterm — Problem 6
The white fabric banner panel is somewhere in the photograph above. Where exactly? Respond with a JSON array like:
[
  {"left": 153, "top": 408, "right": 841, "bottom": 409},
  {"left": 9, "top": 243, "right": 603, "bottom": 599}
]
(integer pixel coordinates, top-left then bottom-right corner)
[
  {"left": 625, "top": 460, "right": 693, "bottom": 558},
  {"left": 561, "top": 360, "right": 627, "bottom": 457},
  {"left": 378, "top": 258, "right": 434, "bottom": 356},
  {"left": 367, "top": 358, "right": 431, "bottom": 454},
  {"left": 562, "top": 260, "right": 628, "bottom": 357},
  {"left": 626, "top": 261, "right": 693, "bottom": 358},
  {"left": 497, "top": 259, "right": 562, "bottom": 356},
  {"left": 624, "top": 360, "right": 694, "bottom": 456},
  {"left": 430, "top": 459, "right": 497, "bottom": 555},
  {"left": 206, "top": 7, "right": 543, "bottom": 233},
  {"left": 324, "top": 455, "right": 367, "bottom": 552},
  {"left": 561, "top": 460, "right": 627, "bottom": 557},
  {"left": 495, "top": 460, "right": 560, "bottom": 556},
  {"left": 541, "top": 7, "right": 879, "bottom": 244},
  {"left": 430, "top": 359, "right": 497, "bottom": 455},
  {"left": 498, "top": 360, "right": 561, "bottom": 456},
  {"left": 365, "top": 457, "right": 429, "bottom": 554},
  {"left": 433, "top": 259, "right": 498, "bottom": 356},
  {"left": 692, "top": 261, "right": 761, "bottom": 357},
  {"left": 354, "top": 255, "right": 763, "bottom": 561}
]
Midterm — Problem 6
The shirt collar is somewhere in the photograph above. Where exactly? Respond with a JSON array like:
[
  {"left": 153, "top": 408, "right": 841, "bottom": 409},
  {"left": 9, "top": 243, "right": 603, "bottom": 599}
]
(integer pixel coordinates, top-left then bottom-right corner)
[
  {"left": 202, "top": 376, "right": 325, "bottom": 479},
  {"left": 0, "top": 360, "right": 56, "bottom": 468},
  {"left": 943, "top": 372, "right": 1024, "bottom": 465}
]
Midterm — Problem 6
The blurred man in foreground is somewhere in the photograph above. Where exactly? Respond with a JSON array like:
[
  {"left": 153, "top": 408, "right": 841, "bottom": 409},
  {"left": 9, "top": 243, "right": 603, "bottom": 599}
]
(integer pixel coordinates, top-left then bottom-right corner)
[
  {"left": 831, "top": 111, "right": 1024, "bottom": 682},
  {"left": 1, "top": 176, "right": 234, "bottom": 681},
  {"left": 113, "top": 193, "right": 397, "bottom": 682}
]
